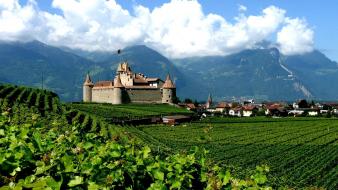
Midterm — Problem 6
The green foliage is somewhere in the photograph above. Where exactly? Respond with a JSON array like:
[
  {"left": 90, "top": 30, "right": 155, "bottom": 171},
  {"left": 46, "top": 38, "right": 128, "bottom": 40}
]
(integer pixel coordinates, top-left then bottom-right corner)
[
  {"left": 0, "top": 110, "right": 271, "bottom": 190},
  {"left": 0, "top": 85, "right": 272, "bottom": 189}
]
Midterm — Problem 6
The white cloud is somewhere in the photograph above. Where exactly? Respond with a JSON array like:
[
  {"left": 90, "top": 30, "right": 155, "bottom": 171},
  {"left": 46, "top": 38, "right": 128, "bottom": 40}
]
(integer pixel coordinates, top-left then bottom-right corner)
[
  {"left": 0, "top": 0, "right": 315, "bottom": 58},
  {"left": 0, "top": 0, "right": 37, "bottom": 41},
  {"left": 238, "top": 4, "right": 247, "bottom": 12},
  {"left": 277, "top": 18, "right": 314, "bottom": 55}
]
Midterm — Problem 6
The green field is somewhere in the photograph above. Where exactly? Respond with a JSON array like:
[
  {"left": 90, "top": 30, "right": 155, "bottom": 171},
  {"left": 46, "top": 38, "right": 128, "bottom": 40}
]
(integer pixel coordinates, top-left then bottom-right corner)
[
  {"left": 123, "top": 117, "right": 338, "bottom": 189},
  {"left": 68, "top": 103, "right": 192, "bottom": 120}
]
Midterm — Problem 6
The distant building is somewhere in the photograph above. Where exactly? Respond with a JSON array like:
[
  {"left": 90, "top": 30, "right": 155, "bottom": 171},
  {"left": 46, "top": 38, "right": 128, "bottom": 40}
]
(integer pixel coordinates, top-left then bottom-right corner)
[
  {"left": 215, "top": 102, "right": 230, "bottom": 113},
  {"left": 229, "top": 107, "right": 242, "bottom": 117},
  {"left": 242, "top": 105, "right": 258, "bottom": 117},
  {"left": 205, "top": 94, "right": 212, "bottom": 109},
  {"left": 265, "top": 103, "right": 288, "bottom": 117},
  {"left": 83, "top": 62, "right": 176, "bottom": 104},
  {"left": 162, "top": 115, "right": 192, "bottom": 125},
  {"left": 308, "top": 109, "right": 319, "bottom": 116}
]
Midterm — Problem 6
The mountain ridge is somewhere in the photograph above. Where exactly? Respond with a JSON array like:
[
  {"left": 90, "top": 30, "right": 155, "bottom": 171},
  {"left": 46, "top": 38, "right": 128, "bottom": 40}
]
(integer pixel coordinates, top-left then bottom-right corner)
[{"left": 1, "top": 40, "right": 338, "bottom": 101}]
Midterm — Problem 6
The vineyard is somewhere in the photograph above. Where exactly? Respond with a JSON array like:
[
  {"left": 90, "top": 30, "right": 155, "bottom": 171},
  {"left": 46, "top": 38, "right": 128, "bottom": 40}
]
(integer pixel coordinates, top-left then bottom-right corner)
[
  {"left": 0, "top": 84, "right": 61, "bottom": 114},
  {"left": 125, "top": 117, "right": 338, "bottom": 189},
  {"left": 68, "top": 103, "right": 192, "bottom": 121},
  {"left": 0, "top": 84, "right": 271, "bottom": 189}
]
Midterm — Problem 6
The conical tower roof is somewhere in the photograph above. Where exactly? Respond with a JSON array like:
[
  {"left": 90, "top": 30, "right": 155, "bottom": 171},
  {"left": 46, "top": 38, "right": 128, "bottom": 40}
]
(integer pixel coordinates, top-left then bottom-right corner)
[
  {"left": 84, "top": 73, "right": 94, "bottom": 86},
  {"left": 114, "top": 75, "right": 124, "bottom": 88},
  {"left": 116, "top": 63, "right": 123, "bottom": 73},
  {"left": 207, "top": 93, "right": 212, "bottom": 103},
  {"left": 162, "top": 74, "right": 175, "bottom": 89}
]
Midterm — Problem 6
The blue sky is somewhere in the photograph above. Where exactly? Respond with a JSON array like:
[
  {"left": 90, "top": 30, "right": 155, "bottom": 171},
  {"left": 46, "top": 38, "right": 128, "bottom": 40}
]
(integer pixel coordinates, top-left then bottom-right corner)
[{"left": 13, "top": 0, "right": 338, "bottom": 60}]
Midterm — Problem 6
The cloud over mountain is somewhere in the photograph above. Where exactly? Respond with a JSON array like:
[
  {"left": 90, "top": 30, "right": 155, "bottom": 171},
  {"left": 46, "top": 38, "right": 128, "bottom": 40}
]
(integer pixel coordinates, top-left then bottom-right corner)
[{"left": 0, "top": 0, "right": 314, "bottom": 58}]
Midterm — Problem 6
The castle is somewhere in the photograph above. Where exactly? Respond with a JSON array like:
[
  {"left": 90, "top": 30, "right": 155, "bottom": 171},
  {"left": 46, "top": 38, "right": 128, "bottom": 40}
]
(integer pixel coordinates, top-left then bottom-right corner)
[{"left": 83, "top": 62, "right": 176, "bottom": 104}]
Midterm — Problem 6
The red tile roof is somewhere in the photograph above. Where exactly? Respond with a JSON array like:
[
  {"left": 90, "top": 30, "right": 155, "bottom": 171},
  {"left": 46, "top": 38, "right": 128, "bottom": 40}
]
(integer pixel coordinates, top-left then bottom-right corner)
[
  {"left": 93, "top": 80, "right": 113, "bottom": 87},
  {"left": 216, "top": 102, "right": 230, "bottom": 108},
  {"left": 243, "top": 105, "right": 257, "bottom": 111}
]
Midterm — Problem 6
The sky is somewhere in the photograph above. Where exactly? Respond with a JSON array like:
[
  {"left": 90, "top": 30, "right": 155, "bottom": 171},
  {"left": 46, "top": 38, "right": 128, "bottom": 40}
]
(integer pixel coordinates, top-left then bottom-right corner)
[{"left": 1, "top": 0, "right": 337, "bottom": 60}]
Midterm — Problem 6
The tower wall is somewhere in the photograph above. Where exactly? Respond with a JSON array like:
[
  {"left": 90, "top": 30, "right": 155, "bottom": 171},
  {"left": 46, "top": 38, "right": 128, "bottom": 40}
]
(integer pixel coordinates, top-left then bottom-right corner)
[
  {"left": 112, "top": 88, "right": 123, "bottom": 104},
  {"left": 162, "top": 88, "right": 174, "bottom": 104},
  {"left": 83, "top": 85, "right": 93, "bottom": 102}
]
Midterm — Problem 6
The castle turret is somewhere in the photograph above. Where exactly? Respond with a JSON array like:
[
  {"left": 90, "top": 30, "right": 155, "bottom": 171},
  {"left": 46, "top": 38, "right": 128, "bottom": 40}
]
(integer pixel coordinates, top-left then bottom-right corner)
[
  {"left": 113, "top": 75, "right": 124, "bottom": 104},
  {"left": 83, "top": 73, "right": 94, "bottom": 102},
  {"left": 162, "top": 74, "right": 176, "bottom": 104}
]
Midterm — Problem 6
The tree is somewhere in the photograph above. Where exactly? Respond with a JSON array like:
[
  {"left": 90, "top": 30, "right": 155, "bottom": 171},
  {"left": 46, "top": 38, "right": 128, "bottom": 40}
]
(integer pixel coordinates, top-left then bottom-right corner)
[
  {"left": 184, "top": 98, "right": 193, "bottom": 103},
  {"left": 173, "top": 96, "right": 180, "bottom": 104},
  {"left": 298, "top": 99, "right": 309, "bottom": 108}
]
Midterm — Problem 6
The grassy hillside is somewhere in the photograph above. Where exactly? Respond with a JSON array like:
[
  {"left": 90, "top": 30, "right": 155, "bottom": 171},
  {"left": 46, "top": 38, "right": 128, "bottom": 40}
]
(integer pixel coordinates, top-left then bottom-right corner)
[
  {"left": 0, "top": 84, "right": 270, "bottom": 189},
  {"left": 123, "top": 117, "right": 338, "bottom": 189}
]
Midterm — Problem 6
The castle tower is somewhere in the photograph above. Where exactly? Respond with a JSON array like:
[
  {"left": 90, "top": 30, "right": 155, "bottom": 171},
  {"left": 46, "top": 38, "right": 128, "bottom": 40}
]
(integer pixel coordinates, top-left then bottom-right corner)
[
  {"left": 83, "top": 73, "right": 94, "bottom": 102},
  {"left": 162, "top": 74, "right": 176, "bottom": 104},
  {"left": 113, "top": 75, "right": 124, "bottom": 104}
]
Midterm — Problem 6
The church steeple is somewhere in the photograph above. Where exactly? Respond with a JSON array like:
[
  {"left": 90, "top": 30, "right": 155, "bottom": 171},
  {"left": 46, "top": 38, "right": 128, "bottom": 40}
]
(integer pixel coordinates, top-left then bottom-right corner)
[{"left": 206, "top": 93, "right": 212, "bottom": 109}]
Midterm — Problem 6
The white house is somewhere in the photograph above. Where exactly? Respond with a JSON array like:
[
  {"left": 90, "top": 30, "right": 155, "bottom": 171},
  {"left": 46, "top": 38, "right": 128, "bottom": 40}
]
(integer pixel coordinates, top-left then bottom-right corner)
[
  {"left": 215, "top": 102, "right": 230, "bottom": 113},
  {"left": 308, "top": 110, "right": 319, "bottom": 116},
  {"left": 242, "top": 105, "right": 257, "bottom": 117},
  {"left": 292, "top": 102, "right": 299, "bottom": 109},
  {"left": 229, "top": 107, "right": 242, "bottom": 117},
  {"left": 288, "top": 110, "right": 304, "bottom": 116}
]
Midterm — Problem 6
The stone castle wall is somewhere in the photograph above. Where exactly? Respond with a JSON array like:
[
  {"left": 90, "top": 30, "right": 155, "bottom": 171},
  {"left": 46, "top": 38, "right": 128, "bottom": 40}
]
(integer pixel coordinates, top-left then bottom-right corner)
[
  {"left": 92, "top": 88, "right": 114, "bottom": 104},
  {"left": 91, "top": 87, "right": 162, "bottom": 104},
  {"left": 126, "top": 88, "right": 162, "bottom": 103}
]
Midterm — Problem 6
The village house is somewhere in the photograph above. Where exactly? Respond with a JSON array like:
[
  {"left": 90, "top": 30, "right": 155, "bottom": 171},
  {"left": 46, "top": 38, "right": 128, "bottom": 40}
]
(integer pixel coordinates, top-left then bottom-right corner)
[
  {"left": 229, "top": 107, "right": 242, "bottom": 117},
  {"left": 242, "top": 105, "right": 258, "bottom": 117},
  {"left": 265, "top": 103, "right": 288, "bottom": 117},
  {"left": 215, "top": 102, "right": 230, "bottom": 113},
  {"left": 178, "top": 103, "right": 195, "bottom": 111},
  {"left": 308, "top": 109, "right": 320, "bottom": 116}
]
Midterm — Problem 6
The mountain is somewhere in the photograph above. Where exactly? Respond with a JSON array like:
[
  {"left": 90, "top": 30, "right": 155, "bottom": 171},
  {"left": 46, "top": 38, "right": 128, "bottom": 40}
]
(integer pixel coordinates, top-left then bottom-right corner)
[
  {"left": 284, "top": 50, "right": 338, "bottom": 100},
  {"left": 1, "top": 40, "right": 338, "bottom": 102},
  {"left": 0, "top": 41, "right": 202, "bottom": 101},
  {"left": 0, "top": 40, "right": 97, "bottom": 101},
  {"left": 173, "top": 48, "right": 338, "bottom": 101}
]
